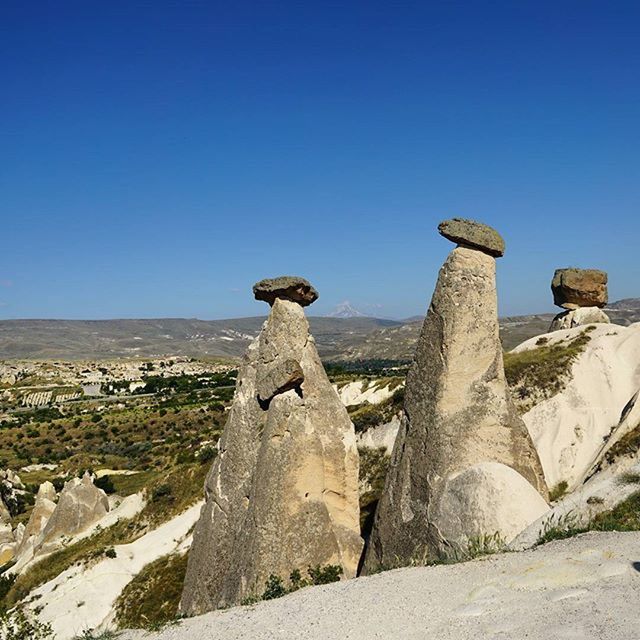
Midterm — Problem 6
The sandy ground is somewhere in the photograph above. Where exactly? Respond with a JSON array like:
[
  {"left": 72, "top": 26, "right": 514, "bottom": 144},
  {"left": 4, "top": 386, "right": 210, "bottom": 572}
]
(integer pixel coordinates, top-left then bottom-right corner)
[{"left": 121, "top": 531, "right": 640, "bottom": 640}]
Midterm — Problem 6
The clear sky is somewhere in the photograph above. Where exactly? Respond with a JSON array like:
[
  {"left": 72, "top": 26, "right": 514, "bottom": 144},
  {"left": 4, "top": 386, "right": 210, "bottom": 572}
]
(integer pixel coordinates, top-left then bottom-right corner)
[{"left": 1, "top": 1, "right": 638, "bottom": 320}]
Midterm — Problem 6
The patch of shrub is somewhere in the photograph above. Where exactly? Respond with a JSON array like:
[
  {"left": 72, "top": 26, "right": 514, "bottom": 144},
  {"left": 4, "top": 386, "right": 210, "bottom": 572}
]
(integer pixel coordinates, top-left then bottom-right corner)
[
  {"left": 307, "top": 564, "right": 342, "bottom": 585},
  {"left": 94, "top": 475, "right": 116, "bottom": 494},
  {"left": 0, "top": 606, "right": 53, "bottom": 639},
  {"left": 262, "top": 574, "right": 287, "bottom": 600},
  {"left": 151, "top": 483, "right": 173, "bottom": 502},
  {"left": 505, "top": 330, "right": 593, "bottom": 413},
  {"left": 549, "top": 480, "right": 568, "bottom": 502},
  {"left": 197, "top": 446, "right": 216, "bottom": 464},
  {"left": 326, "top": 360, "right": 411, "bottom": 377},
  {"left": 605, "top": 422, "right": 640, "bottom": 464},
  {"left": 348, "top": 387, "right": 404, "bottom": 434},
  {"left": 52, "top": 476, "right": 70, "bottom": 492},
  {"left": 358, "top": 446, "right": 390, "bottom": 537},
  {"left": 537, "top": 490, "right": 640, "bottom": 546},
  {"left": 175, "top": 450, "right": 195, "bottom": 464},
  {"left": 0, "top": 571, "right": 16, "bottom": 605},
  {"left": 115, "top": 552, "right": 188, "bottom": 630},
  {"left": 74, "top": 628, "right": 119, "bottom": 639},
  {"left": 247, "top": 564, "right": 344, "bottom": 605}
]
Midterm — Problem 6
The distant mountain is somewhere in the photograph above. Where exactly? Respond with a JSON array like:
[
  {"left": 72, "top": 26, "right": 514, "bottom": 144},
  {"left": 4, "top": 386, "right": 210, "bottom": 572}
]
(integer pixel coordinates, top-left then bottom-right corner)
[
  {"left": 342, "top": 301, "right": 640, "bottom": 361},
  {"left": 327, "top": 301, "right": 365, "bottom": 318},
  {"left": 0, "top": 316, "right": 399, "bottom": 361},
  {"left": 0, "top": 299, "right": 637, "bottom": 361},
  {"left": 607, "top": 298, "right": 640, "bottom": 310},
  {"left": 604, "top": 298, "right": 640, "bottom": 327}
]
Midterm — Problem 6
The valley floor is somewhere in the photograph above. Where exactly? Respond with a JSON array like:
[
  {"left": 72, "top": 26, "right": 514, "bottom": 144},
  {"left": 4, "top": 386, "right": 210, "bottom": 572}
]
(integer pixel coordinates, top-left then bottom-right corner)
[{"left": 122, "top": 531, "right": 640, "bottom": 640}]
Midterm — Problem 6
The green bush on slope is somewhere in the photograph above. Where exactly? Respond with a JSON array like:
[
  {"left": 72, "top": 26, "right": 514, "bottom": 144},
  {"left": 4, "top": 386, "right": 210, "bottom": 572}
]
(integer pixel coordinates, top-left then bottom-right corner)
[
  {"left": 504, "top": 328, "right": 594, "bottom": 413},
  {"left": 537, "top": 490, "right": 640, "bottom": 546},
  {"left": 115, "top": 552, "right": 188, "bottom": 630}
]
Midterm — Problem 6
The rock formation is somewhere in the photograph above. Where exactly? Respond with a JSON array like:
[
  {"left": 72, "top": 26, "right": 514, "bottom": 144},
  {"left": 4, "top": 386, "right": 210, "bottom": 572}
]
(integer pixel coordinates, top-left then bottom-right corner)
[
  {"left": 0, "top": 477, "right": 57, "bottom": 566},
  {"left": 180, "top": 277, "right": 363, "bottom": 614},
  {"left": 252, "top": 275, "right": 319, "bottom": 306},
  {"left": 549, "top": 268, "right": 610, "bottom": 331},
  {"left": 14, "top": 481, "right": 57, "bottom": 565},
  {"left": 549, "top": 306, "right": 611, "bottom": 331},
  {"left": 363, "top": 220, "right": 548, "bottom": 572},
  {"left": 38, "top": 473, "right": 108, "bottom": 551},
  {"left": 11, "top": 474, "right": 109, "bottom": 572},
  {"left": 0, "top": 496, "right": 9, "bottom": 522},
  {"left": 0, "top": 522, "right": 14, "bottom": 564},
  {"left": 437, "top": 217, "right": 505, "bottom": 257},
  {"left": 551, "top": 268, "right": 608, "bottom": 309},
  {"left": 0, "top": 469, "right": 26, "bottom": 519},
  {"left": 513, "top": 323, "right": 640, "bottom": 492}
]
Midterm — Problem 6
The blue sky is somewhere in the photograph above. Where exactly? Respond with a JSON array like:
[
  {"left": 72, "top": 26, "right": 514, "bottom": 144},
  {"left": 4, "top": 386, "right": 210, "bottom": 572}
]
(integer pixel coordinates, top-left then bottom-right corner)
[{"left": 1, "top": 1, "right": 638, "bottom": 320}]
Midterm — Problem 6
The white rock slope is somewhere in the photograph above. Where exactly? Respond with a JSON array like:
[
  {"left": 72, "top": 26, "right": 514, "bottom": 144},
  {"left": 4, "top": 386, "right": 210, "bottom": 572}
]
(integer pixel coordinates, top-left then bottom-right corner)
[
  {"left": 333, "top": 380, "right": 400, "bottom": 407},
  {"left": 515, "top": 323, "right": 640, "bottom": 490},
  {"left": 28, "top": 502, "right": 203, "bottom": 640}
]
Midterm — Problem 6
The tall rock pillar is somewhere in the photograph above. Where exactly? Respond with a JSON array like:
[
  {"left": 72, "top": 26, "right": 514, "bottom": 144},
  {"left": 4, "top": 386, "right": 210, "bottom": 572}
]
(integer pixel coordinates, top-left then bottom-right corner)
[
  {"left": 363, "top": 219, "right": 548, "bottom": 572},
  {"left": 180, "top": 277, "right": 363, "bottom": 614}
]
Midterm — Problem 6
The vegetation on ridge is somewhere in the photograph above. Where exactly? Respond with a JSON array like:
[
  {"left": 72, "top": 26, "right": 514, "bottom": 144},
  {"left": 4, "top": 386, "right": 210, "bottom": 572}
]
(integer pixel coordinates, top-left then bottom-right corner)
[
  {"left": 537, "top": 488, "right": 640, "bottom": 546},
  {"left": 348, "top": 387, "right": 404, "bottom": 433},
  {"left": 2, "top": 463, "right": 208, "bottom": 609},
  {"left": 115, "top": 552, "right": 188, "bottom": 630},
  {"left": 504, "top": 327, "right": 595, "bottom": 413}
]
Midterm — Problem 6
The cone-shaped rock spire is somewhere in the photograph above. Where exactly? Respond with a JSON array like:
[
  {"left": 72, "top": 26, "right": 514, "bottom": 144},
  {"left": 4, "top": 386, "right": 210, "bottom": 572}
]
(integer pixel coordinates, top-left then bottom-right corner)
[
  {"left": 363, "top": 221, "right": 548, "bottom": 572},
  {"left": 180, "top": 276, "right": 362, "bottom": 614}
]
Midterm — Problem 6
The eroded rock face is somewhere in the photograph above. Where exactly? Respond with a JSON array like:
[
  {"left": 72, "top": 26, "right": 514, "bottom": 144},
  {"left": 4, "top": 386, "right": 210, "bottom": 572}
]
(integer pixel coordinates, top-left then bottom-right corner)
[
  {"left": 552, "top": 268, "right": 608, "bottom": 309},
  {"left": 0, "top": 469, "right": 27, "bottom": 519},
  {"left": 549, "top": 307, "right": 611, "bottom": 332},
  {"left": 0, "top": 523, "right": 14, "bottom": 564},
  {"left": 39, "top": 473, "right": 108, "bottom": 547},
  {"left": 13, "top": 481, "right": 58, "bottom": 566},
  {"left": 513, "top": 324, "right": 640, "bottom": 492},
  {"left": 180, "top": 286, "right": 362, "bottom": 614},
  {"left": 252, "top": 276, "right": 319, "bottom": 307},
  {"left": 434, "top": 462, "right": 549, "bottom": 546},
  {"left": 363, "top": 243, "right": 547, "bottom": 572},
  {"left": 256, "top": 358, "right": 304, "bottom": 405},
  {"left": 0, "top": 496, "right": 9, "bottom": 523},
  {"left": 19, "top": 482, "right": 57, "bottom": 546},
  {"left": 438, "top": 218, "right": 505, "bottom": 257}
]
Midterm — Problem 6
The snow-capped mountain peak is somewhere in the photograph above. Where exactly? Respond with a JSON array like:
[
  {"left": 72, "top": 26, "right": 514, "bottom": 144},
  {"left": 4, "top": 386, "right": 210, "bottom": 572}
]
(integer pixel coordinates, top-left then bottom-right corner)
[{"left": 328, "top": 301, "right": 365, "bottom": 318}]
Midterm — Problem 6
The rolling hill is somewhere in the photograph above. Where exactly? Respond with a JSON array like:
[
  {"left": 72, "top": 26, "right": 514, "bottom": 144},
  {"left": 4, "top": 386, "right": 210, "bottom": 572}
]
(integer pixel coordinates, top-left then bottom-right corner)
[{"left": 0, "top": 300, "right": 637, "bottom": 361}]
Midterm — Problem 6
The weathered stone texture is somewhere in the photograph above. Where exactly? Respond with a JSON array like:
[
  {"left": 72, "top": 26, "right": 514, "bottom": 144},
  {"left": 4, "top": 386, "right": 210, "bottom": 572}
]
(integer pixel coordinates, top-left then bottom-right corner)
[
  {"left": 253, "top": 276, "right": 319, "bottom": 307},
  {"left": 363, "top": 246, "right": 547, "bottom": 572},
  {"left": 549, "top": 307, "right": 611, "bottom": 332},
  {"left": 256, "top": 358, "right": 304, "bottom": 405},
  {"left": 181, "top": 296, "right": 362, "bottom": 614},
  {"left": 39, "top": 472, "right": 108, "bottom": 546},
  {"left": 551, "top": 268, "right": 608, "bottom": 309},
  {"left": 438, "top": 218, "right": 505, "bottom": 257}
]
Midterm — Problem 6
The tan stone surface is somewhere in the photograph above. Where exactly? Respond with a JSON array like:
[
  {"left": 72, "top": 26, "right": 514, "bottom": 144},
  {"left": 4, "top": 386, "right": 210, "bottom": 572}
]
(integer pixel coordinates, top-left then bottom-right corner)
[
  {"left": 363, "top": 247, "right": 547, "bottom": 572},
  {"left": 551, "top": 268, "right": 608, "bottom": 309},
  {"left": 181, "top": 297, "right": 362, "bottom": 614}
]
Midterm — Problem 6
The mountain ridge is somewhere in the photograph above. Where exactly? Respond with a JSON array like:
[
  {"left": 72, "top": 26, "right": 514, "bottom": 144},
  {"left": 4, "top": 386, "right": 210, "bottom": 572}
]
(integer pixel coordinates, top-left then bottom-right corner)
[{"left": 0, "top": 299, "right": 637, "bottom": 361}]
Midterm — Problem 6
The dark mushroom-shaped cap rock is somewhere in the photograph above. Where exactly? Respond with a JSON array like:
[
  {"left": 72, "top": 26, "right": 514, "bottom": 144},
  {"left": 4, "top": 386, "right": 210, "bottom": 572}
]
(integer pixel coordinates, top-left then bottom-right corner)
[
  {"left": 253, "top": 276, "right": 319, "bottom": 307},
  {"left": 438, "top": 218, "right": 505, "bottom": 258}
]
